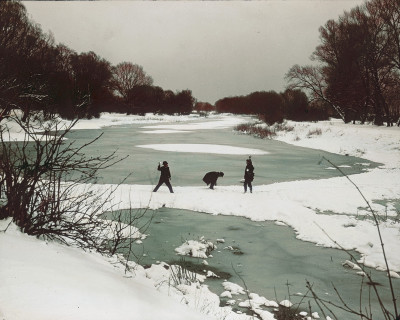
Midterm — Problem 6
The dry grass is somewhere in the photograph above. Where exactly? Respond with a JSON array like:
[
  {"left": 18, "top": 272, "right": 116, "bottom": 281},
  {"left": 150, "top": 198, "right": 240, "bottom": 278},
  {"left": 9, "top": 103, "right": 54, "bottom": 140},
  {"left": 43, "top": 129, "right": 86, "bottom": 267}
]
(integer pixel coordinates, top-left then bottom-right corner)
[
  {"left": 234, "top": 122, "right": 276, "bottom": 139},
  {"left": 235, "top": 121, "right": 296, "bottom": 139},
  {"left": 306, "top": 128, "right": 322, "bottom": 137}
]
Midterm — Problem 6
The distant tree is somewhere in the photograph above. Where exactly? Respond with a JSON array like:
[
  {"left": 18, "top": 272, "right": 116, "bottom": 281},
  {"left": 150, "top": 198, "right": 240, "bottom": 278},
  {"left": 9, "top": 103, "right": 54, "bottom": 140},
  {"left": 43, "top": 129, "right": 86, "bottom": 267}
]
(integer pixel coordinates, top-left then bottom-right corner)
[
  {"left": 0, "top": 2, "right": 119, "bottom": 121},
  {"left": 247, "top": 91, "right": 281, "bottom": 116},
  {"left": 69, "top": 51, "right": 113, "bottom": 119},
  {"left": 286, "top": 0, "right": 400, "bottom": 126},
  {"left": 255, "top": 91, "right": 284, "bottom": 125},
  {"left": 316, "top": 10, "right": 389, "bottom": 125},
  {"left": 194, "top": 102, "right": 215, "bottom": 112},
  {"left": 173, "top": 89, "right": 195, "bottom": 115},
  {"left": 313, "top": 15, "right": 371, "bottom": 123},
  {"left": 215, "top": 91, "right": 284, "bottom": 123},
  {"left": 282, "top": 89, "right": 310, "bottom": 121},
  {"left": 363, "top": 0, "right": 399, "bottom": 126},
  {"left": 152, "top": 89, "right": 195, "bottom": 115},
  {"left": 385, "top": 76, "right": 400, "bottom": 125},
  {"left": 0, "top": 0, "right": 53, "bottom": 121},
  {"left": 215, "top": 96, "right": 247, "bottom": 114},
  {"left": 126, "top": 85, "right": 163, "bottom": 115},
  {"left": 125, "top": 86, "right": 195, "bottom": 115},
  {"left": 374, "top": 0, "right": 400, "bottom": 71},
  {"left": 112, "top": 62, "right": 153, "bottom": 101},
  {"left": 159, "top": 90, "right": 175, "bottom": 114},
  {"left": 247, "top": 91, "right": 268, "bottom": 114},
  {"left": 286, "top": 64, "right": 346, "bottom": 122}
]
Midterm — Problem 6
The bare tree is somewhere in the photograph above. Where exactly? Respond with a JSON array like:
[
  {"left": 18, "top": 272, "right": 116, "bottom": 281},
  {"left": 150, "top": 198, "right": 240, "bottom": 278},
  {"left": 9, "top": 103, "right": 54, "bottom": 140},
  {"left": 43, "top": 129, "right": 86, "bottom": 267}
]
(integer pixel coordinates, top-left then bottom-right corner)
[
  {"left": 286, "top": 0, "right": 400, "bottom": 126},
  {"left": 112, "top": 62, "right": 153, "bottom": 100},
  {"left": 368, "top": 0, "right": 400, "bottom": 72},
  {"left": 285, "top": 64, "right": 346, "bottom": 121},
  {"left": 0, "top": 2, "right": 152, "bottom": 260}
]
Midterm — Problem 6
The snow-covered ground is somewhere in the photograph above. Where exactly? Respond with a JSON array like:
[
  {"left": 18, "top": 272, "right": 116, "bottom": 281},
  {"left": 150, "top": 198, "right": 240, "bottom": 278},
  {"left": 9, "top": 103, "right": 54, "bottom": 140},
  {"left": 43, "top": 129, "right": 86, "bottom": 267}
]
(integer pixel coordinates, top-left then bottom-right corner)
[{"left": 1, "top": 113, "right": 399, "bottom": 320}]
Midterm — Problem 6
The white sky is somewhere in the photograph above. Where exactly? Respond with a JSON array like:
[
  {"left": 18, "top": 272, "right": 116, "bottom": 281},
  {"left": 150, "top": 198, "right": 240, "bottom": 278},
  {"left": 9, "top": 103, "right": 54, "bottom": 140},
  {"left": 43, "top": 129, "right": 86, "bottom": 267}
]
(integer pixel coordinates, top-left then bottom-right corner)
[{"left": 23, "top": 1, "right": 364, "bottom": 104}]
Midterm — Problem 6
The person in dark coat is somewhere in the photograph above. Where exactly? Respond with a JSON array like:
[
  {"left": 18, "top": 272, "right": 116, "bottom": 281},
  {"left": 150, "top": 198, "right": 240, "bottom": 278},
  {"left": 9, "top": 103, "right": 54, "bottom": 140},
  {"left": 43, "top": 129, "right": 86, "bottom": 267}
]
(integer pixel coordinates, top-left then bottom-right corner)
[
  {"left": 153, "top": 161, "right": 174, "bottom": 193},
  {"left": 202, "top": 171, "right": 224, "bottom": 190},
  {"left": 244, "top": 158, "right": 254, "bottom": 193}
]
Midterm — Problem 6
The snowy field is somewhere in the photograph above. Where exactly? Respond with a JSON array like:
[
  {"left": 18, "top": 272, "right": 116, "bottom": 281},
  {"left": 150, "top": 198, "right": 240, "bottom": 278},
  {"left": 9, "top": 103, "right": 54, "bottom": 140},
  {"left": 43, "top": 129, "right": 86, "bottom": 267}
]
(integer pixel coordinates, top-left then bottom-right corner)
[{"left": 1, "top": 113, "right": 399, "bottom": 320}]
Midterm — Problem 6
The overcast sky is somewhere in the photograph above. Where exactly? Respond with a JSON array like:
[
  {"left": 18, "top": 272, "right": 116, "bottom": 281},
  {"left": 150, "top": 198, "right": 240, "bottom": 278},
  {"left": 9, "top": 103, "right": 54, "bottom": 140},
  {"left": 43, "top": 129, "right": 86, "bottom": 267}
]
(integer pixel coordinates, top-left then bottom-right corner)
[{"left": 23, "top": 1, "right": 364, "bottom": 104}]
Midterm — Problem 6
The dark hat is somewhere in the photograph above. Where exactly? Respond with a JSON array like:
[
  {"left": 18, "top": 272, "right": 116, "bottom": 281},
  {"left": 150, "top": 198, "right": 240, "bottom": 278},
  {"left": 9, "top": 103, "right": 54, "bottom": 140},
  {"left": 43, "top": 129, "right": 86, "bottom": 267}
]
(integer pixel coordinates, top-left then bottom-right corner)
[{"left": 163, "top": 161, "right": 168, "bottom": 165}]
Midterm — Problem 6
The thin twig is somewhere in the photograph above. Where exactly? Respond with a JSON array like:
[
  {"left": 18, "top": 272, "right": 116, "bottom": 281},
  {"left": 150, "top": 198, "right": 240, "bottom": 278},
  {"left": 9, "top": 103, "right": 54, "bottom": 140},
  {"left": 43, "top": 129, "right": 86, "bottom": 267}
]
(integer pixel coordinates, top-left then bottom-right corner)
[{"left": 320, "top": 156, "right": 398, "bottom": 318}]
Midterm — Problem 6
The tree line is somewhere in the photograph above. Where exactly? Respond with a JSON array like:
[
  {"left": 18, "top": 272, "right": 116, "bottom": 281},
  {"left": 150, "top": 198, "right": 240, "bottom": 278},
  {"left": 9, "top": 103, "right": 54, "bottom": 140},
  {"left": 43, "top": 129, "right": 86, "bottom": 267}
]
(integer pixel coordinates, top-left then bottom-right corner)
[
  {"left": 0, "top": 1, "right": 195, "bottom": 122},
  {"left": 2, "top": 0, "right": 399, "bottom": 125},
  {"left": 0, "top": 1, "right": 153, "bottom": 258},
  {"left": 215, "top": 89, "right": 329, "bottom": 125},
  {"left": 286, "top": 0, "right": 400, "bottom": 126}
]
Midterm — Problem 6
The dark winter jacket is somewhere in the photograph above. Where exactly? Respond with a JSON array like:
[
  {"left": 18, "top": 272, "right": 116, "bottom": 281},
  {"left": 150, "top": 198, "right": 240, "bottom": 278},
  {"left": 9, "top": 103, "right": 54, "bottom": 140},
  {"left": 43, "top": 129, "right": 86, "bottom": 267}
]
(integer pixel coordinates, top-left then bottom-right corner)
[
  {"left": 158, "top": 164, "right": 171, "bottom": 181},
  {"left": 244, "top": 163, "right": 254, "bottom": 182},
  {"left": 203, "top": 171, "right": 224, "bottom": 185}
]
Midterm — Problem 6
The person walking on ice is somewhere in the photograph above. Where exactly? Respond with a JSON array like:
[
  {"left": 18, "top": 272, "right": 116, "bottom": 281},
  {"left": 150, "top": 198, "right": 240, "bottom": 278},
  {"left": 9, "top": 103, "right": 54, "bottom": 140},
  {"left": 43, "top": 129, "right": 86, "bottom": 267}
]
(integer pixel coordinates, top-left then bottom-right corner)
[
  {"left": 244, "top": 157, "right": 254, "bottom": 193},
  {"left": 153, "top": 161, "right": 174, "bottom": 193},
  {"left": 202, "top": 171, "right": 224, "bottom": 190}
]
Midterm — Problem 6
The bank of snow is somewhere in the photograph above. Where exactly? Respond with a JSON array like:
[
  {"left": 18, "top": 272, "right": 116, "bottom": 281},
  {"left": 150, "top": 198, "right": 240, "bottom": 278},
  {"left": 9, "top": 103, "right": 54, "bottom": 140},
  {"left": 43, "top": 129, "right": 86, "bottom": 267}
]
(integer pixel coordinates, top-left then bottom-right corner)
[
  {"left": 0, "top": 219, "right": 249, "bottom": 320},
  {"left": 273, "top": 119, "right": 399, "bottom": 168}
]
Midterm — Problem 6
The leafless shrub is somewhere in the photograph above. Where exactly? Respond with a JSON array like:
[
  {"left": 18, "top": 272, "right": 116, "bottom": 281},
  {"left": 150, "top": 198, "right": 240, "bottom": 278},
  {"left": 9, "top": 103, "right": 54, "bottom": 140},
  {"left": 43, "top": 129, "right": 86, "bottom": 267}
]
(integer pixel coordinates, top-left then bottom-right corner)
[
  {"left": 235, "top": 121, "right": 296, "bottom": 140},
  {"left": 0, "top": 114, "right": 138, "bottom": 256},
  {"left": 234, "top": 122, "right": 276, "bottom": 139},
  {"left": 306, "top": 128, "right": 322, "bottom": 137},
  {"left": 169, "top": 260, "right": 199, "bottom": 287},
  {"left": 273, "top": 122, "right": 295, "bottom": 133}
]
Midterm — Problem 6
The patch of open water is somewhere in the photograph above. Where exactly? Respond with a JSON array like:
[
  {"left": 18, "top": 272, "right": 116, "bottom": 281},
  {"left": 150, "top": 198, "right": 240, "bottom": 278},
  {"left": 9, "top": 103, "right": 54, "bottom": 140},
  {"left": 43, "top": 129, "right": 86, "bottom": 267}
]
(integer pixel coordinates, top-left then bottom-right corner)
[{"left": 105, "top": 208, "right": 399, "bottom": 320}]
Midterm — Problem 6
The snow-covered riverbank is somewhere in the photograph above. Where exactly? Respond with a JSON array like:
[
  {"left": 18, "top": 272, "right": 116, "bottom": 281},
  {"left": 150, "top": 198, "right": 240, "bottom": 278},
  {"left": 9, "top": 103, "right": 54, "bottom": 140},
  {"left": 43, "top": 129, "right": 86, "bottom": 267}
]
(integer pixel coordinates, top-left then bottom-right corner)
[{"left": 1, "top": 113, "right": 399, "bottom": 320}]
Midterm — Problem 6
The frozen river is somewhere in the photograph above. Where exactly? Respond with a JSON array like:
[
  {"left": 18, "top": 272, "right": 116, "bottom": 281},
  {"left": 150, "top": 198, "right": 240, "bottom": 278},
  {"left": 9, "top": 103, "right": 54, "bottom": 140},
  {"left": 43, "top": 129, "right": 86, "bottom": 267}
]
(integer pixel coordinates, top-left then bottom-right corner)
[{"left": 66, "top": 119, "right": 377, "bottom": 187}]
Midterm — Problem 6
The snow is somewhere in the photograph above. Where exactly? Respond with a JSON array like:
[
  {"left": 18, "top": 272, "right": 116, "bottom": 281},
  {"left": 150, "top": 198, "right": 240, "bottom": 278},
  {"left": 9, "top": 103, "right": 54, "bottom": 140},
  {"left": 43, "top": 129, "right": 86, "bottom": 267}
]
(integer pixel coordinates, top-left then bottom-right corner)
[
  {"left": 273, "top": 119, "right": 399, "bottom": 167},
  {"left": 280, "top": 300, "right": 293, "bottom": 308},
  {"left": 388, "top": 270, "right": 400, "bottom": 279},
  {"left": 238, "top": 293, "right": 279, "bottom": 310},
  {"left": 221, "top": 291, "right": 233, "bottom": 298},
  {"left": 1, "top": 113, "right": 400, "bottom": 320},
  {"left": 222, "top": 281, "right": 246, "bottom": 295},
  {"left": 140, "top": 116, "right": 247, "bottom": 131},
  {"left": 206, "top": 270, "right": 219, "bottom": 278},
  {"left": 342, "top": 260, "right": 363, "bottom": 271},
  {"left": 174, "top": 238, "right": 216, "bottom": 258},
  {"left": 0, "top": 222, "right": 212, "bottom": 320},
  {"left": 66, "top": 112, "right": 210, "bottom": 130}
]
